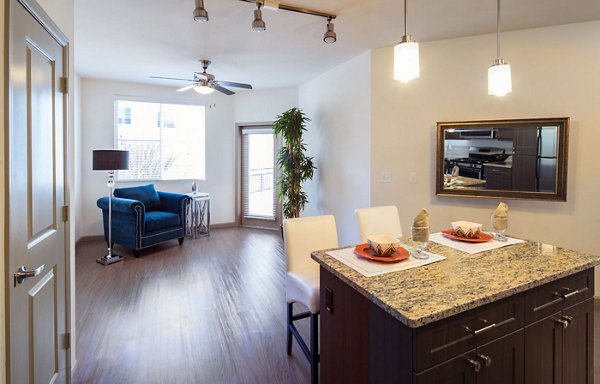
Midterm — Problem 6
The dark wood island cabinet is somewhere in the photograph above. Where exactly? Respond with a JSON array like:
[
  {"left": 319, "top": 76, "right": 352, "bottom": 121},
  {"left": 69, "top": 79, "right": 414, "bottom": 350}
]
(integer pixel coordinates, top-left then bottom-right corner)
[{"left": 312, "top": 240, "right": 600, "bottom": 384}]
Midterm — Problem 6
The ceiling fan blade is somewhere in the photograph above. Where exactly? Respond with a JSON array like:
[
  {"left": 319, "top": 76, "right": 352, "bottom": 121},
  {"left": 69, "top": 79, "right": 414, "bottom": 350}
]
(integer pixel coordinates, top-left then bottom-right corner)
[
  {"left": 150, "top": 76, "right": 195, "bottom": 82},
  {"left": 176, "top": 84, "right": 197, "bottom": 92},
  {"left": 213, "top": 85, "right": 235, "bottom": 95},
  {"left": 218, "top": 81, "right": 253, "bottom": 89}
]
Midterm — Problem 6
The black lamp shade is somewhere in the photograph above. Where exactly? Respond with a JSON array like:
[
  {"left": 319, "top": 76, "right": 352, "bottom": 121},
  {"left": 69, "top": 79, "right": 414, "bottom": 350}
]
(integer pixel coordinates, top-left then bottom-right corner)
[{"left": 93, "top": 150, "right": 130, "bottom": 171}]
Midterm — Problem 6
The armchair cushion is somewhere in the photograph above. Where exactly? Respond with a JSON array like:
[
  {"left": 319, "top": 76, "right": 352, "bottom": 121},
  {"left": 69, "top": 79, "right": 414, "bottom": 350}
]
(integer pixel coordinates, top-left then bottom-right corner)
[
  {"left": 145, "top": 211, "right": 181, "bottom": 233},
  {"left": 114, "top": 184, "right": 162, "bottom": 211}
]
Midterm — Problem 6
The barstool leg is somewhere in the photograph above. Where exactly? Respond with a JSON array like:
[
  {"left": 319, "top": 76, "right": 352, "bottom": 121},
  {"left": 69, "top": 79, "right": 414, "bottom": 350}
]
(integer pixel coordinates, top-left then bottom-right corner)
[
  {"left": 287, "top": 303, "right": 293, "bottom": 355},
  {"left": 310, "top": 312, "right": 319, "bottom": 384}
]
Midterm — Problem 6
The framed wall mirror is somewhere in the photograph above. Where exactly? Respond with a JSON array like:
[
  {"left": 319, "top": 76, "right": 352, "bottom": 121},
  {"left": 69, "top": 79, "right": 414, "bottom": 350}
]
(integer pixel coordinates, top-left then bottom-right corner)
[{"left": 436, "top": 117, "right": 569, "bottom": 201}]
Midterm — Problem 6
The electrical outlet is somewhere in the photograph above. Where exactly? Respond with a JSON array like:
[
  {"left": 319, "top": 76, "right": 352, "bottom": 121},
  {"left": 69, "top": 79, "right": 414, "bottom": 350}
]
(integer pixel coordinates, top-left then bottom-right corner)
[
  {"left": 409, "top": 172, "right": 417, "bottom": 184},
  {"left": 381, "top": 172, "right": 392, "bottom": 183}
]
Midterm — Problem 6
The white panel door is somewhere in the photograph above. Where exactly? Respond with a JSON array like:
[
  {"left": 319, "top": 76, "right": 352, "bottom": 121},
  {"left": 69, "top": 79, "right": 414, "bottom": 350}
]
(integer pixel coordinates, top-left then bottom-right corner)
[{"left": 8, "top": 1, "right": 69, "bottom": 383}]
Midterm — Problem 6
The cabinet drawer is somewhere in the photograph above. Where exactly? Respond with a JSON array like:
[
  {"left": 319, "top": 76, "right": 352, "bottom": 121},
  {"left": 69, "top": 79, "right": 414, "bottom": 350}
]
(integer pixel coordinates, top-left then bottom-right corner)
[
  {"left": 525, "top": 268, "right": 594, "bottom": 324},
  {"left": 414, "top": 294, "right": 524, "bottom": 372}
]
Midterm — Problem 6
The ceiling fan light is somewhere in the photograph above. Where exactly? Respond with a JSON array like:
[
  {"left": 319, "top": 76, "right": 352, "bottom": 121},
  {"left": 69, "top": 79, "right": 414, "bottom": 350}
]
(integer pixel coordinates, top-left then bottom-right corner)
[
  {"left": 393, "top": 36, "right": 420, "bottom": 82},
  {"left": 488, "top": 58, "right": 512, "bottom": 96},
  {"left": 252, "top": 8, "right": 266, "bottom": 32},
  {"left": 193, "top": 0, "right": 209, "bottom": 22},
  {"left": 323, "top": 21, "right": 336, "bottom": 43},
  {"left": 193, "top": 85, "right": 215, "bottom": 95}
]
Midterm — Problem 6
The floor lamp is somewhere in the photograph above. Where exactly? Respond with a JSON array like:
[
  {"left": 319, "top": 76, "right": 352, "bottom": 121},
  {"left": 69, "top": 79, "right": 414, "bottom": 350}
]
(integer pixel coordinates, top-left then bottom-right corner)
[{"left": 93, "top": 149, "right": 129, "bottom": 265}]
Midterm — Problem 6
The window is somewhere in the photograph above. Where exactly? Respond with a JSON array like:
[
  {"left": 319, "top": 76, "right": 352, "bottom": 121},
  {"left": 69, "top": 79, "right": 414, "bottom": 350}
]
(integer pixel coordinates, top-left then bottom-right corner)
[{"left": 115, "top": 99, "right": 205, "bottom": 181}]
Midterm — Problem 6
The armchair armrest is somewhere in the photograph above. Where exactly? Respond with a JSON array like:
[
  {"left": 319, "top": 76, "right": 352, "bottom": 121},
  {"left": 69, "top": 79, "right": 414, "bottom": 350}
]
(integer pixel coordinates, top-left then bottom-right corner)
[
  {"left": 158, "top": 192, "right": 190, "bottom": 214},
  {"left": 97, "top": 196, "right": 144, "bottom": 214}
]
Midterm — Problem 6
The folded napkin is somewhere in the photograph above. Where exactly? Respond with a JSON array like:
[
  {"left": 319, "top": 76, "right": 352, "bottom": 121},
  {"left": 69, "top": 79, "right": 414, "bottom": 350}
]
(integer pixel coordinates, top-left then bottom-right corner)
[
  {"left": 412, "top": 208, "right": 429, "bottom": 242},
  {"left": 413, "top": 208, "right": 429, "bottom": 228},
  {"left": 492, "top": 202, "right": 508, "bottom": 230}
]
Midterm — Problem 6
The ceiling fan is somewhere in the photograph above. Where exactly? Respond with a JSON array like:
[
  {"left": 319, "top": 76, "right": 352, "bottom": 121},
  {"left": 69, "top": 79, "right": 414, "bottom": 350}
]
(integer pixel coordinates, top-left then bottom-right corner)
[{"left": 151, "top": 59, "right": 253, "bottom": 96}]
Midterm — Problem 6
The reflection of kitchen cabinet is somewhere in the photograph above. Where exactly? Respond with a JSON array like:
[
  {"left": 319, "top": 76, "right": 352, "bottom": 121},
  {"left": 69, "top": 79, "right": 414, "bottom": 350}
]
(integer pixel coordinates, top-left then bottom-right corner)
[
  {"left": 524, "top": 271, "right": 594, "bottom": 384},
  {"left": 496, "top": 128, "right": 514, "bottom": 140},
  {"left": 484, "top": 165, "right": 512, "bottom": 190},
  {"left": 512, "top": 127, "right": 538, "bottom": 191}
]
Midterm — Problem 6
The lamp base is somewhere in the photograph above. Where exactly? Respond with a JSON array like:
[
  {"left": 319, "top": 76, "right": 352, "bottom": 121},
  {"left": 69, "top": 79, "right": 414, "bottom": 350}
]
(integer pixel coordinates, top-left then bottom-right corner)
[{"left": 96, "top": 254, "right": 124, "bottom": 266}]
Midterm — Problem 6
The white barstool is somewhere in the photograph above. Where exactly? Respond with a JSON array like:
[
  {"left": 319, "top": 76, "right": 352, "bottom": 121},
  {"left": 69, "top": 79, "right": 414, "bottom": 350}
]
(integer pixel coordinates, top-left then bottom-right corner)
[
  {"left": 355, "top": 205, "right": 403, "bottom": 242},
  {"left": 283, "top": 215, "right": 338, "bottom": 384}
]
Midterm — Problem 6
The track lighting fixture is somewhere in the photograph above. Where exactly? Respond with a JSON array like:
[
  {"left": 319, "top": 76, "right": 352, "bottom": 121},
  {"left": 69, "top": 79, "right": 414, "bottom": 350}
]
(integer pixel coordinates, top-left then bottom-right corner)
[
  {"left": 323, "top": 17, "right": 336, "bottom": 43},
  {"left": 252, "top": 3, "right": 266, "bottom": 32},
  {"left": 193, "top": 0, "right": 209, "bottom": 22},
  {"left": 488, "top": 0, "right": 512, "bottom": 96},
  {"left": 192, "top": 1, "right": 337, "bottom": 43},
  {"left": 394, "top": 0, "right": 420, "bottom": 82}
]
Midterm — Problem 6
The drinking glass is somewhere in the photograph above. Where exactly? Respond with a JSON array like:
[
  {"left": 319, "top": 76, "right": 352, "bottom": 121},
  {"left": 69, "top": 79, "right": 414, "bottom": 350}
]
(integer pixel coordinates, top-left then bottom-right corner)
[
  {"left": 491, "top": 214, "right": 508, "bottom": 242},
  {"left": 411, "top": 226, "right": 430, "bottom": 260}
]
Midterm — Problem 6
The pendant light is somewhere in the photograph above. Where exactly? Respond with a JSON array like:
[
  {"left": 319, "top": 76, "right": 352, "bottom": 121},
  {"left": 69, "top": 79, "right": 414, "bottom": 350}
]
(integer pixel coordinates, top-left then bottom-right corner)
[
  {"left": 394, "top": 0, "right": 420, "bottom": 83},
  {"left": 193, "top": 0, "right": 209, "bottom": 22},
  {"left": 488, "top": 0, "right": 512, "bottom": 96},
  {"left": 252, "top": 2, "right": 266, "bottom": 32}
]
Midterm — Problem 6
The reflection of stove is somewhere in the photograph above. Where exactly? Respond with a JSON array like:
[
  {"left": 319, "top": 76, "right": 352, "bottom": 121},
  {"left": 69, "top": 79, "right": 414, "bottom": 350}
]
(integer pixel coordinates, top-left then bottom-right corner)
[{"left": 445, "top": 147, "right": 507, "bottom": 179}]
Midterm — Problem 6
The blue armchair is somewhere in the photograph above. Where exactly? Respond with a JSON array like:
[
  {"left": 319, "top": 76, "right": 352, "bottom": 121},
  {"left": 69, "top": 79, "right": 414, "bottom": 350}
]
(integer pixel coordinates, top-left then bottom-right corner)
[{"left": 97, "top": 184, "right": 190, "bottom": 256}]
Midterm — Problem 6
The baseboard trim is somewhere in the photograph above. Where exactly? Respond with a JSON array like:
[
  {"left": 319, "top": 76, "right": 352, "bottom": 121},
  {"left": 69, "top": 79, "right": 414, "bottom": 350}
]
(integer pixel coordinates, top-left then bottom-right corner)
[{"left": 76, "top": 235, "right": 104, "bottom": 245}]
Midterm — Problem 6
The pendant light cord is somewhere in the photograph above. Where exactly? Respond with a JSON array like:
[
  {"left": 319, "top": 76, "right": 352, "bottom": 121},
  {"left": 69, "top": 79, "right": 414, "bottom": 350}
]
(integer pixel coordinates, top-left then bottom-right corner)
[
  {"left": 404, "top": 0, "right": 408, "bottom": 36},
  {"left": 496, "top": 0, "right": 501, "bottom": 59}
]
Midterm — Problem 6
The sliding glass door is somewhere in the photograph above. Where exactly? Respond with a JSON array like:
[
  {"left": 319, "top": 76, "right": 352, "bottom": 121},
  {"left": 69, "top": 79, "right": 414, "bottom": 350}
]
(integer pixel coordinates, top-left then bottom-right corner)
[{"left": 240, "top": 126, "right": 280, "bottom": 229}]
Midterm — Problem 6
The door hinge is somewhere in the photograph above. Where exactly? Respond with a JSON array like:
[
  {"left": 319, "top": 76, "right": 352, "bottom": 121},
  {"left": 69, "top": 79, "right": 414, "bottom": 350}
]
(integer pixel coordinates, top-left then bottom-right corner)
[
  {"left": 61, "top": 205, "right": 69, "bottom": 222},
  {"left": 63, "top": 332, "right": 71, "bottom": 349},
  {"left": 59, "top": 77, "right": 68, "bottom": 94}
]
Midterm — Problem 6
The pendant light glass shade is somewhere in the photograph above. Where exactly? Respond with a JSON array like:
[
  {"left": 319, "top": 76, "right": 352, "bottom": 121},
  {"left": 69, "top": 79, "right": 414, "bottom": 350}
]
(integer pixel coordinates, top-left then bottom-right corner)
[
  {"left": 394, "top": 37, "right": 420, "bottom": 82},
  {"left": 488, "top": 58, "right": 512, "bottom": 96}
]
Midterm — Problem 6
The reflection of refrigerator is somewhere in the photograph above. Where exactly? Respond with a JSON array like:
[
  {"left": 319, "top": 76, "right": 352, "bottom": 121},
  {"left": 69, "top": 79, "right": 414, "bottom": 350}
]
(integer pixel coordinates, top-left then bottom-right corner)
[{"left": 537, "top": 126, "right": 557, "bottom": 192}]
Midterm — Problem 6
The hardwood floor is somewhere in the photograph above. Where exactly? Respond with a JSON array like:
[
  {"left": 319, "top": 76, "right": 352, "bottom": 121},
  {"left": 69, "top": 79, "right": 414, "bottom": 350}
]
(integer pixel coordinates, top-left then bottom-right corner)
[
  {"left": 74, "top": 227, "right": 600, "bottom": 384},
  {"left": 73, "top": 227, "right": 310, "bottom": 384}
]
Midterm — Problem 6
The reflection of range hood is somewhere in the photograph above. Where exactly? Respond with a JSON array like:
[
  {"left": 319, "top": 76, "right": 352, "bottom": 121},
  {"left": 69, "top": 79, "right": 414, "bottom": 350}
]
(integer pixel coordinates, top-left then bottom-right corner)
[{"left": 456, "top": 129, "right": 496, "bottom": 139}]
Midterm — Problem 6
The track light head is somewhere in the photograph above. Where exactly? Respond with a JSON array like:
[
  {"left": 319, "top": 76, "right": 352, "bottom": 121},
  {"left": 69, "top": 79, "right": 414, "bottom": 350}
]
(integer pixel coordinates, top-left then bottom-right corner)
[
  {"left": 323, "top": 17, "right": 336, "bottom": 43},
  {"left": 252, "top": 3, "right": 266, "bottom": 32},
  {"left": 193, "top": 0, "right": 209, "bottom": 22}
]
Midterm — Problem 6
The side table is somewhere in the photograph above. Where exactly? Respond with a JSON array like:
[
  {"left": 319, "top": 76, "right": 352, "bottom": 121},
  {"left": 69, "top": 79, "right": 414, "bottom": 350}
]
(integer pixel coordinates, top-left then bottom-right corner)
[{"left": 186, "top": 192, "right": 210, "bottom": 238}]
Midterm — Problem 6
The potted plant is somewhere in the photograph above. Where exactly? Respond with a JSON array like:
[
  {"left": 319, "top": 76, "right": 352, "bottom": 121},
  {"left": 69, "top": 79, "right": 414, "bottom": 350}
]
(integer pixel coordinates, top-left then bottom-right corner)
[{"left": 273, "top": 108, "right": 316, "bottom": 219}]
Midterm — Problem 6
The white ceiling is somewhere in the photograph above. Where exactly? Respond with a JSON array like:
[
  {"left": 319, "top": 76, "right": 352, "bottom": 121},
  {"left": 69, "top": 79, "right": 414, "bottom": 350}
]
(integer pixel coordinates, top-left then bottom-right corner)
[{"left": 75, "top": 0, "right": 600, "bottom": 91}]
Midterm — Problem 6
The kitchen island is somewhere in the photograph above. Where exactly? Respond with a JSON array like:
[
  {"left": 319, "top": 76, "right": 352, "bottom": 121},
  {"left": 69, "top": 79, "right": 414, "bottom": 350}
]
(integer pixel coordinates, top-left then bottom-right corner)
[{"left": 312, "top": 239, "right": 600, "bottom": 383}]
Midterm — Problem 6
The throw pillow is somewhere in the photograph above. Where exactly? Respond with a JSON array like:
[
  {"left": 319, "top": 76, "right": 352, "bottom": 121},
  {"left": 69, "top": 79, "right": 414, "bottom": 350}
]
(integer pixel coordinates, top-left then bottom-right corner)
[{"left": 114, "top": 184, "right": 162, "bottom": 211}]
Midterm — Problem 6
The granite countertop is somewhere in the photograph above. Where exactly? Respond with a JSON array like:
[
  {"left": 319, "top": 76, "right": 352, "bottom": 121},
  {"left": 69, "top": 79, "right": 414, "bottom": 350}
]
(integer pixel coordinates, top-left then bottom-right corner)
[{"left": 311, "top": 238, "right": 600, "bottom": 328}]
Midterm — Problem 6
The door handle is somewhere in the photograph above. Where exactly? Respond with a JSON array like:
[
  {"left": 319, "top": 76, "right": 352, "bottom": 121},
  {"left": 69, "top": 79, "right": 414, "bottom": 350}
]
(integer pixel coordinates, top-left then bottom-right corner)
[
  {"left": 466, "top": 358, "right": 481, "bottom": 373},
  {"left": 14, "top": 264, "right": 45, "bottom": 286},
  {"left": 477, "top": 353, "right": 492, "bottom": 367}
]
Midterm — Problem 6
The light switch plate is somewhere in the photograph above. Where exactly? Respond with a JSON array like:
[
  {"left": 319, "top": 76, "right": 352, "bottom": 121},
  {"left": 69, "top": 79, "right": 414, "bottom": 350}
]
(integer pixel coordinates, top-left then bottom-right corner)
[
  {"left": 381, "top": 172, "right": 392, "bottom": 183},
  {"left": 409, "top": 172, "right": 417, "bottom": 184}
]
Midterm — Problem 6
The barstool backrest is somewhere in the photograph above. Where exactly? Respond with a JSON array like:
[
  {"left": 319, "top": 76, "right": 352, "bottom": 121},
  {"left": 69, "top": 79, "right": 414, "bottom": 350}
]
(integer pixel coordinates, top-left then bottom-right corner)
[
  {"left": 283, "top": 215, "right": 338, "bottom": 273},
  {"left": 355, "top": 205, "right": 403, "bottom": 243}
]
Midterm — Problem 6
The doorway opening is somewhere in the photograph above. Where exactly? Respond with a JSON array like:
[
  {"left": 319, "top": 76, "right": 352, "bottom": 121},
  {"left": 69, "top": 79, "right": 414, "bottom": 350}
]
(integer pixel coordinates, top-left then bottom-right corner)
[{"left": 240, "top": 126, "right": 281, "bottom": 229}]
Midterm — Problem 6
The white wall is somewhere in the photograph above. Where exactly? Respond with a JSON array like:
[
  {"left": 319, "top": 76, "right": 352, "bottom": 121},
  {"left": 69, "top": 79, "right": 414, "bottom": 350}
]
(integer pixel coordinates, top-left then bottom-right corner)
[
  {"left": 80, "top": 79, "right": 236, "bottom": 236},
  {"left": 371, "top": 22, "right": 600, "bottom": 289},
  {"left": 234, "top": 88, "right": 297, "bottom": 123},
  {"left": 74, "top": 75, "right": 82, "bottom": 241},
  {"left": 299, "top": 52, "right": 372, "bottom": 246}
]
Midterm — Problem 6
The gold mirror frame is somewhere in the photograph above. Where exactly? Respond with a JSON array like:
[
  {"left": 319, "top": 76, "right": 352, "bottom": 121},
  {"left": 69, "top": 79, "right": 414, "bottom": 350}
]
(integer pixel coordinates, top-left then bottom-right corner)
[{"left": 436, "top": 117, "right": 569, "bottom": 201}]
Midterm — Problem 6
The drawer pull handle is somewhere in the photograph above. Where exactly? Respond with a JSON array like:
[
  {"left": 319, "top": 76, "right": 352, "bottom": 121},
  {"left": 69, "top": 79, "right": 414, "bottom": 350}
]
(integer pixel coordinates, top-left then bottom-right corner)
[
  {"left": 466, "top": 358, "right": 481, "bottom": 373},
  {"left": 562, "top": 315, "right": 573, "bottom": 323},
  {"left": 555, "top": 318, "right": 569, "bottom": 329},
  {"left": 553, "top": 288, "right": 579, "bottom": 299},
  {"left": 477, "top": 353, "right": 492, "bottom": 367},
  {"left": 465, "top": 321, "right": 496, "bottom": 336}
]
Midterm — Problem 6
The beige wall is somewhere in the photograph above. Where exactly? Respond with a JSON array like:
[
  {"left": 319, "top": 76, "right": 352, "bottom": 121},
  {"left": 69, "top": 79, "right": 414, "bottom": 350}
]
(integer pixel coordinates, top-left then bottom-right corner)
[
  {"left": 299, "top": 51, "right": 372, "bottom": 246},
  {"left": 371, "top": 22, "right": 600, "bottom": 290}
]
